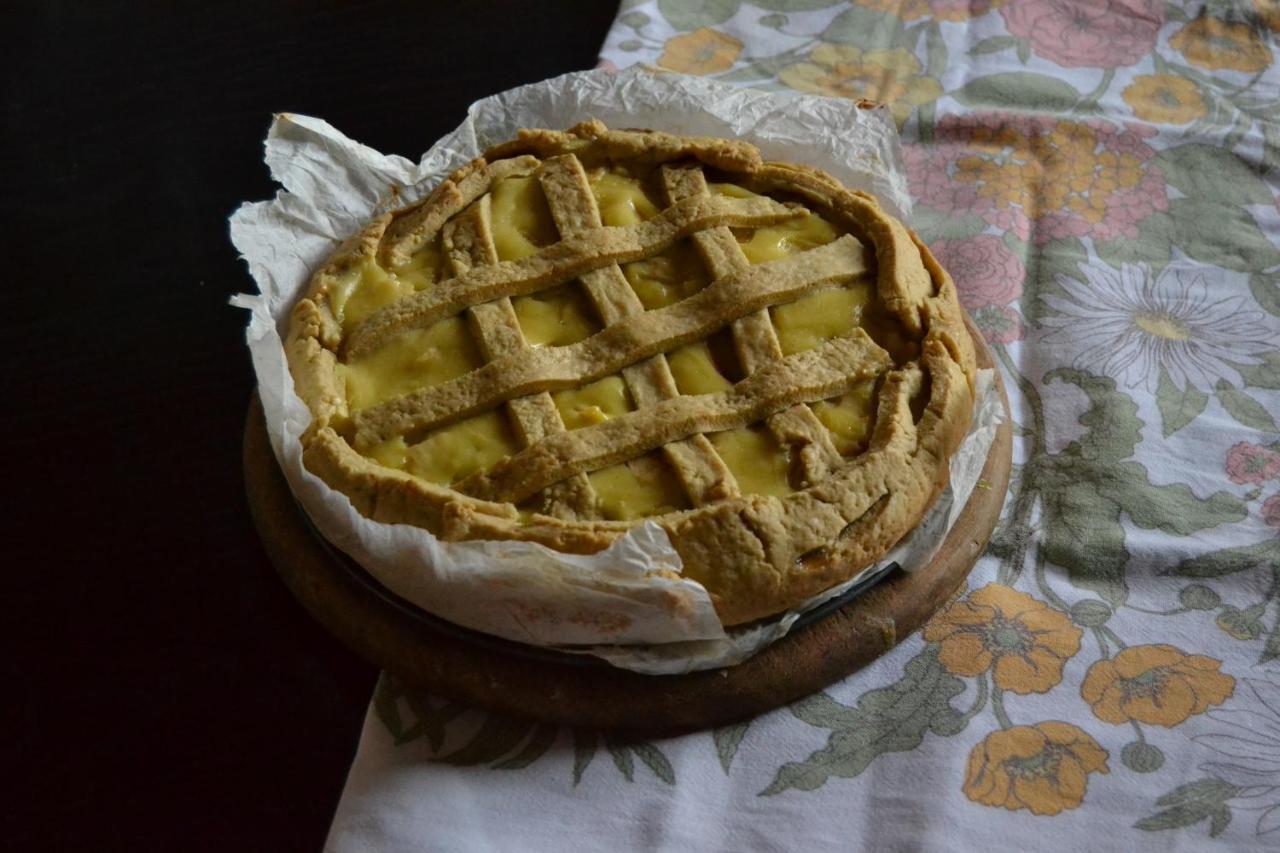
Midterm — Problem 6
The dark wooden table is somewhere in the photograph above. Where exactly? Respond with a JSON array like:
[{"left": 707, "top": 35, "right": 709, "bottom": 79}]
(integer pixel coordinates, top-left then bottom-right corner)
[{"left": 4, "top": 3, "right": 617, "bottom": 849}]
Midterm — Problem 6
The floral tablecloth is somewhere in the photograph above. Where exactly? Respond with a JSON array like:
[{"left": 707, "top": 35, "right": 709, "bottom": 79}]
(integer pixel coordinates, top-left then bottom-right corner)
[{"left": 327, "top": 2, "right": 1280, "bottom": 849}]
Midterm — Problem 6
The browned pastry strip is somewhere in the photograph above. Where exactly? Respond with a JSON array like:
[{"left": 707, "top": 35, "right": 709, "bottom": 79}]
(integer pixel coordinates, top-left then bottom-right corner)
[
  {"left": 284, "top": 124, "right": 981, "bottom": 627},
  {"left": 379, "top": 156, "right": 543, "bottom": 268},
  {"left": 447, "top": 197, "right": 597, "bottom": 519},
  {"left": 539, "top": 154, "right": 738, "bottom": 506},
  {"left": 660, "top": 164, "right": 844, "bottom": 485},
  {"left": 484, "top": 120, "right": 763, "bottom": 174},
  {"left": 351, "top": 236, "right": 870, "bottom": 448},
  {"left": 345, "top": 193, "right": 800, "bottom": 358},
  {"left": 457, "top": 331, "right": 891, "bottom": 504}
]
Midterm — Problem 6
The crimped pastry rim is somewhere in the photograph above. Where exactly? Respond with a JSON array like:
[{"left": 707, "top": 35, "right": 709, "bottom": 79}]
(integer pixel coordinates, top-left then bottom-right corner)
[{"left": 285, "top": 121, "right": 976, "bottom": 626}]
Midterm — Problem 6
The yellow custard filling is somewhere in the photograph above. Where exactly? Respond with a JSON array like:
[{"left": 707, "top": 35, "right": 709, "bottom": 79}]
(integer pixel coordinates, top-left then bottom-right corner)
[
  {"left": 622, "top": 241, "right": 710, "bottom": 310},
  {"left": 328, "top": 259, "right": 415, "bottom": 335},
  {"left": 590, "top": 170, "right": 661, "bottom": 225},
  {"left": 738, "top": 212, "right": 841, "bottom": 265},
  {"left": 553, "top": 376, "right": 633, "bottom": 430},
  {"left": 668, "top": 341, "right": 734, "bottom": 396},
  {"left": 772, "top": 287, "right": 872, "bottom": 356},
  {"left": 514, "top": 283, "right": 599, "bottom": 347},
  {"left": 490, "top": 174, "right": 559, "bottom": 261},
  {"left": 552, "top": 375, "right": 686, "bottom": 520},
  {"left": 367, "top": 411, "right": 520, "bottom": 486},
  {"left": 811, "top": 380, "right": 877, "bottom": 456},
  {"left": 333, "top": 166, "right": 889, "bottom": 516},
  {"left": 711, "top": 426, "right": 793, "bottom": 498},
  {"left": 341, "top": 316, "right": 479, "bottom": 411},
  {"left": 589, "top": 453, "right": 690, "bottom": 520}
]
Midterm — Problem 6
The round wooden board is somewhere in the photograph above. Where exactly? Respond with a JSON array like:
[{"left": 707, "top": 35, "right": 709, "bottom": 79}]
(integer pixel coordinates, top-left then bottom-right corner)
[{"left": 244, "top": 324, "right": 1011, "bottom": 736}]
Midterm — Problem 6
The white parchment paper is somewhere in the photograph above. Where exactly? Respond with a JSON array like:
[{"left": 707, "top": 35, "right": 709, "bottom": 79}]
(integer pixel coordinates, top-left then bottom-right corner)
[{"left": 230, "top": 66, "right": 1001, "bottom": 672}]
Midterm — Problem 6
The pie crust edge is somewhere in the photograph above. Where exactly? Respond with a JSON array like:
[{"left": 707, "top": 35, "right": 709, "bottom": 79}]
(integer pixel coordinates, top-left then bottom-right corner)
[{"left": 284, "top": 121, "right": 977, "bottom": 627}]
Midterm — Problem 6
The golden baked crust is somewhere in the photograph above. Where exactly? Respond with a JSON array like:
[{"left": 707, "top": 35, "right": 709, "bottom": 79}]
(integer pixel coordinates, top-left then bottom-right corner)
[{"left": 286, "top": 120, "right": 976, "bottom": 626}]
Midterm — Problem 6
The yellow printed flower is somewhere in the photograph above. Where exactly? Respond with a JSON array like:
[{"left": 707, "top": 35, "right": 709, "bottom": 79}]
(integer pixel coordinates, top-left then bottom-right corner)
[
  {"left": 928, "top": 114, "right": 1167, "bottom": 244},
  {"left": 1169, "top": 16, "right": 1272, "bottom": 73},
  {"left": 656, "top": 28, "right": 743, "bottom": 76},
  {"left": 964, "top": 722, "right": 1109, "bottom": 815},
  {"left": 1121, "top": 74, "right": 1207, "bottom": 124},
  {"left": 778, "top": 44, "right": 942, "bottom": 126},
  {"left": 1081, "top": 644, "right": 1235, "bottom": 727},
  {"left": 857, "top": 0, "right": 1008, "bottom": 21},
  {"left": 923, "top": 584, "right": 1082, "bottom": 694}
]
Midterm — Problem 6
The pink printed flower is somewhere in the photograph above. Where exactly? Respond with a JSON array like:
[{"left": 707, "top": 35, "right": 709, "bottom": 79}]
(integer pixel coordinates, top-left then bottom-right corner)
[
  {"left": 910, "top": 113, "right": 1167, "bottom": 246},
  {"left": 1263, "top": 494, "right": 1280, "bottom": 528},
  {"left": 1226, "top": 443, "right": 1280, "bottom": 485},
  {"left": 905, "top": 144, "right": 989, "bottom": 214},
  {"left": 973, "top": 305, "right": 1027, "bottom": 344},
  {"left": 930, "top": 236, "right": 1025, "bottom": 310},
  {"left": 982, "top": 207, "right": 1032, "bottom": 242},
  {"left": 1001, "top": 0, "right": 1163, "bottom": 68}
]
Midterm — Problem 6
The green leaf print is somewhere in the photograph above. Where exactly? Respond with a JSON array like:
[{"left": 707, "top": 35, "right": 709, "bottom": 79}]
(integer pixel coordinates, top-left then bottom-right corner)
[
  {"left": 436, "top": 714, "right": 546, "bottom": 767},
  {"left": 1170, "top": 538, "right": 1280, "bottom": 579},
  {"left": 1156, "top": 366, "right": 1209, "bottom": 437},
  {"left": 761, "top": 645, "right": 965, "bottom": 795},
  {"left": 820, "top": 6, "right": 903, "bottom": 50},
  {"left": 968, "top": 35, "right": 1021, "bottom": 57},
  {"left": 1037, "top": 480, "right": 1130, "bottom": 605},
  {"left": 631, "top": 743, "right": 677, "bottom": 784},
  {"left": 657, "top": 0, "right": 740, "bottom": 30},
  {"left": 913, "top": 206, "right": 987, "bottom": 242},
  {"left": 924, "top": 21, "right": 946, "bottom": 78},
  {"left": 1155, "top": 144, "right": 1276, "bottom": 207},
  {"left": 1045, "top": 369, "right": 1141, "bottom": 463},
  {"left": 752, "top": 0, "right": 847, "bottom": 9},
  {"left": 602, "top": 735, "right": 677, "bottom": 785},
  {"left": 1093, "top": 211, "right": 1174, "bottom": 273},
  {"left": 607, "top": 738, "right": 636, "bottom": 781},
  {"left": 1035, "top": 369, "right": 1247, "bottom": 604},
  {"left": 1135, "top": 778, "right": 1240, "bottom": 837},
  {"left": 1249, "top": 275, "right": 1280, "bottom": 319},
  {"left": 1235, "top": 351, "right": 1280, "bottom": 390},
  {"left": 713, "top": 721, "right": 750, "bottom": 774},
  {"left": 373, "top": 675, "right": 464, "bottom": 749},
  {"left": 373, "top": 675, "right": 408, "bottom": 739},
  {"left": 573, "top": 730, "right": 599, "bottom": 786},
  {"left": 1107, "top": 463, "right": 1247, "bottom": 534},
  {"left": 1217, "top": 603, "right": 1266, "bottom": 641},
  {"left": 1022, "top": 237, "right": 1089, "bottom": 320},
  {"left": 1264, "top": 614, "right": 1280, "bottom": 663},
  {"left": 492, "top": 724, "right": 559, "bottom": 770},
  {"left": 1216, "top": 380, "right": 1278, "bottom": 432},
  {"left": 954, "top": 73, "right": 1082, "bottom": 114},
  {"left": 372, "top": 677, "right": 677, "bottom": 784},
  {"left": 1170, "top": 198, "right": 1280, "bottom": 273}
]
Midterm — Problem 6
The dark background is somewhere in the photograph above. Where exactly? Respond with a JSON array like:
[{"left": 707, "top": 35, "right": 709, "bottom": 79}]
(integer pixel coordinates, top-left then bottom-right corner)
[{"left": 4, "top": 2, "right": 617, "bottom": 849}]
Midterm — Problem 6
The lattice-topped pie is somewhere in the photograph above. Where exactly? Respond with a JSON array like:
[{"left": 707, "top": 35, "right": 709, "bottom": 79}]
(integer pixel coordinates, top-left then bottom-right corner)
[{"left": 286, "top": 121, "right": 976, "bottom": 627}]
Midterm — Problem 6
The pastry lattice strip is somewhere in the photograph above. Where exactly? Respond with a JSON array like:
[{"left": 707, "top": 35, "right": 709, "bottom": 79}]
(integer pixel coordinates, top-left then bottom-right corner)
[
  {"left": 346, "top": 155, "right": 886, "bottom": 510},
  {"left": 458, "top": 332, "right": 890, "bottom": 504},
  {"left": 442, "top": 196, "right": 596, "bottom": 519},
  {"left": 659, "top": 165, "right": 844, "bottom": 487},
  {"left": 346, "top": 191, "right": 798, "bottom": 358},
  {"left": 537, "top": 154, "right": 735, "bottom": 506},
  {"left": 350, "top": 236, "right": 868, "bottom": 448}
]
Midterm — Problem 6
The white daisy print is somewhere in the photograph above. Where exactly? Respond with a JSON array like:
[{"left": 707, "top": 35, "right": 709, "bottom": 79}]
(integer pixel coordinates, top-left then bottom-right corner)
[
  {"left": 1039, "top": 261, "right": 1276, "bottom": 392},
  {"left": 1195, "top": 674, "right": 1280, "bottom": 836}
]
